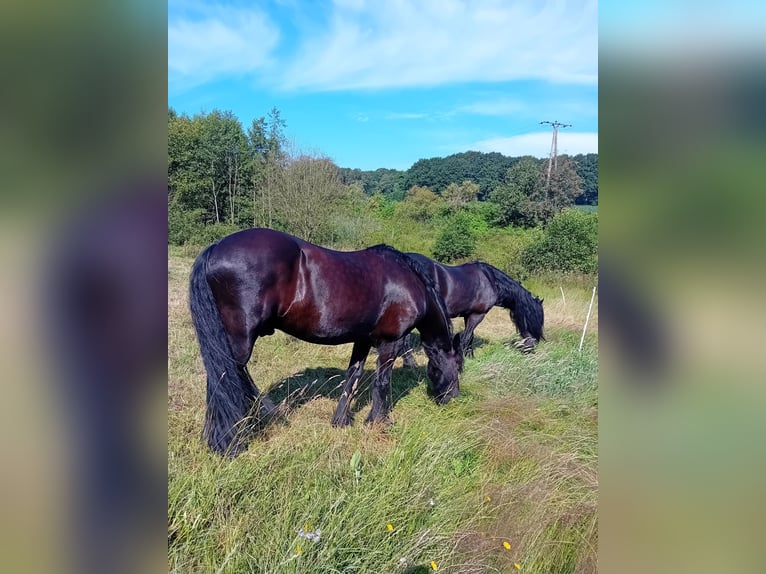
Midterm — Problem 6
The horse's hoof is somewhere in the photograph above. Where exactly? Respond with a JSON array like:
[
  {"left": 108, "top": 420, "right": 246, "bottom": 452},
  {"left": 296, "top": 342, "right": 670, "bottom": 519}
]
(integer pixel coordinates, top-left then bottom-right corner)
[
  {"left": 331, "top": 414, "right": 353, "bottom": 427},
  {"left": 435, "top": 394, "right": 452, "bottom": 406},
  {"left": 364, "top": 413, "right": 391, "bottom": 427}
]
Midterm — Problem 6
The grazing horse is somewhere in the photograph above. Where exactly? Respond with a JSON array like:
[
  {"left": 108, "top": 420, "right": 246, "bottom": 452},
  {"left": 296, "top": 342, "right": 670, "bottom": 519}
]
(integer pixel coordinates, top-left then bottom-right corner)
[
  {"left": 399, "top": 253, "right": 544, "bottom": 362},
  {"left": 189, "top": 228, "right": 463, "bottom": 456}
]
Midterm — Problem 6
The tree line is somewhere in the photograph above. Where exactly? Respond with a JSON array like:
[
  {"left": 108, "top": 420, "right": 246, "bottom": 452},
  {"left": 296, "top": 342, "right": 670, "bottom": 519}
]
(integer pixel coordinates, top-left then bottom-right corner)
[
  {"left": 338, "top": 151, "right": 597, "bottom": 205},
  {"left": 168, "top": 107, "right": 597, "bottom": 276}
]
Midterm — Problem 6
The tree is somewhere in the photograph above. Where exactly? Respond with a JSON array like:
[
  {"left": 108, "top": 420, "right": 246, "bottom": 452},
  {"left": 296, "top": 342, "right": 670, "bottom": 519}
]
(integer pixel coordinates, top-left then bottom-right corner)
[
  {"left": 488, "top": 157, "right": 541, "bottom": 227},
  {"left": 443, "top": 180, "right": 479, "bottom": 211},
  {"left": 432, "top": 212, "right": 477, "bottom": 263},
  {"left": 399, "top": 185, "right": 442, "bottom": 221},
  {"left": 530, "top": 155, "right": 583, "bottom": 223},
  {"left": 268, "top": 153, "right": 346, "bottom": 243},
  {"left": 573, "top": 153, "right": 598, "bottom": 205}
]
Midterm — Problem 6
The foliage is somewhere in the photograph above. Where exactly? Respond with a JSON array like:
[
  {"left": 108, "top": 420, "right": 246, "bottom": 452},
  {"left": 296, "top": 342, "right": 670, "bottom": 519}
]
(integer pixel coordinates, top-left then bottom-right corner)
[
  {"left": 531, "top": 156, "right": 584, "bottom": 223},
  {"left": 404, "top": 151, "right": 521, "bottom": 199},
  {"left": 337, "top": 152, "right": 597, "bottom": 206},
  {"left": 167, "top": 106, "right": 598, "bottom": 273},
  {"left": 327, "top": 186, "right": 382, "bottom": 249},
  {"left": 432, "top": 212, "right": 477, "bottom": 263},
  {"left": 268, "top": 153, "right": 348, "bottom": 244},
  {"left": 475, "top": 227, "right": 542, "bottom": 281},
  {"left": 442, "top": 180, "right": 479, "bottom": 211},
  {"left": 522, "top": 209, "right": 598, "bottom": 274},
  {"left": 338, "top": 166, "right": 406, "bottom": 198},
  {"left": 397, "top": 185, "right": 443, "bottom": 222},
  {"left": 168, "top": 107, "right": 287, "bottom": 233},
  {"left": 488, "top": 157, "right": 541, "bottom": 227},
  {"left": 168, "top": 205, "right": 205, "bottom": 246},
  {"left": 573, "top": 153, "right": 598, "bottom": 205}
]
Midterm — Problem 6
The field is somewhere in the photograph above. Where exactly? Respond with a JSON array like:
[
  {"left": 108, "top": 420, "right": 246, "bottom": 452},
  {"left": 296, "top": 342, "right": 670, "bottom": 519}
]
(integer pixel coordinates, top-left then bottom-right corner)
[{"left": 168, "top": 247, "right": 598, "bottom": 573}]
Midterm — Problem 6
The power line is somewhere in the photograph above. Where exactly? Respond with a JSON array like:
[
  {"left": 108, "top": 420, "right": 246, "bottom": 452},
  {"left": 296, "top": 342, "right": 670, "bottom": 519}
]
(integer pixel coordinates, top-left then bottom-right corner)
[{"left": 540, "top": 120, "right": 571, "bottom": 188}]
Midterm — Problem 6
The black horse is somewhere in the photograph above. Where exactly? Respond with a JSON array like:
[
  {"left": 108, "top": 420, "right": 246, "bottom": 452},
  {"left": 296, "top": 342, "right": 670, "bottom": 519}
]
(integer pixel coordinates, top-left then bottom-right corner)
[
  {"left": 189, "top": 228, "right": 463, "bottom": 456},
  {"left": 399, "top": 253, "right": 544, "bottom": 363}
]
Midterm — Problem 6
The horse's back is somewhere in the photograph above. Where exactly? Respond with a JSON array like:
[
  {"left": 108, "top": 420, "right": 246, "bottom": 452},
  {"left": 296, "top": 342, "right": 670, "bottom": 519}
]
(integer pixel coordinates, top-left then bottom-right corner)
[
  {"left": 207, "top": 229, "right": 426, "bottom": 344},
  {"left": 437, "top": 261, "right": 496, "bottom": 317}
]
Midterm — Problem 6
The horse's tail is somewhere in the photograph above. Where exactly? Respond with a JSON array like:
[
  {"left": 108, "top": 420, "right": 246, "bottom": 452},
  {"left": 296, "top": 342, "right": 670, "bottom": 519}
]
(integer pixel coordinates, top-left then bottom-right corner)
[{"left": 189, "top": 243, "right": 262, "bottom": 456}]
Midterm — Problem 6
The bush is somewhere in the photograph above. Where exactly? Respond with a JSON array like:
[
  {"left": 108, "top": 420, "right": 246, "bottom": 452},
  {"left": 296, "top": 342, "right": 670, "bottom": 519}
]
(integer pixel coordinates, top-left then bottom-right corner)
[
  {"left": 476, "top": 227, "right": 541, "bottom": 281},
  {"left": 196, "top": 222, "right": 242, "bottom": 246},
  {"left": 521, "top": 209, "right": 598, "bottom": 274},
  {"left": 168, "top": 207, "right": 206, "bottom": 246},
  {"left": 432, "top": 212, "right": 477, "bottom": 263}
]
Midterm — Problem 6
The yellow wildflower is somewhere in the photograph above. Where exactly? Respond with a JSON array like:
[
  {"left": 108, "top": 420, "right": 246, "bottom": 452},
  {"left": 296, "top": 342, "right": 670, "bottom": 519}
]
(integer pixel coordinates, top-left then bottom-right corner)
[
  {"left": 503, "top": 541, "right": 511, "bottom": 550},
  {"left": 387, "top": 523, "right": 394, "bottom": 532},
  {"left": 296, "top": 545, "right": 302, "bottom": 555},
  {"left": 430, "top": 560, "right": 438, "bottom": 570},
  {"left": 514, "top": 562, "right": 521, "bottom": 570},
  {"left": 485, "top": 495, "right": 491, "bottom": 502}
]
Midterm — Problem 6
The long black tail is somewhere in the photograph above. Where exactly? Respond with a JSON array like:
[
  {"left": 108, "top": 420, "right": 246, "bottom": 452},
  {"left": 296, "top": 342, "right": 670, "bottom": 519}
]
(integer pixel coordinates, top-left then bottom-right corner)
[{"left": 189, "top": 243, "right": 270, "bottom": 456}]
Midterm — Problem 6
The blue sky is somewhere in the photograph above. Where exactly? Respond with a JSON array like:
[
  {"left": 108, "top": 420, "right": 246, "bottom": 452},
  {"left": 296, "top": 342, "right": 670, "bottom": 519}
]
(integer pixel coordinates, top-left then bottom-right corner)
[{"left": 169, "top": 0, "right": 598, "bottom": 171}]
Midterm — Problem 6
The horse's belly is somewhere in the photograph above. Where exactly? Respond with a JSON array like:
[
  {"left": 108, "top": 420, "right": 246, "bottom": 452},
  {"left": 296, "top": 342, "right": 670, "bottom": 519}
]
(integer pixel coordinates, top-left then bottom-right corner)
[{"left": 276, "top": 305, "right": 377, "bottom": 345}]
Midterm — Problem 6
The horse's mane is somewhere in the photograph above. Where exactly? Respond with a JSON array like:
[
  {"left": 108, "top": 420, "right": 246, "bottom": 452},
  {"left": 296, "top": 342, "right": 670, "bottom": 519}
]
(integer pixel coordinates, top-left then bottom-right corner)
[
  {"left": 478, "top": 262, "right": 545, "bottom": 340},
  {"left": 368, "top": 244, "right": 453, "bottom": 339}
]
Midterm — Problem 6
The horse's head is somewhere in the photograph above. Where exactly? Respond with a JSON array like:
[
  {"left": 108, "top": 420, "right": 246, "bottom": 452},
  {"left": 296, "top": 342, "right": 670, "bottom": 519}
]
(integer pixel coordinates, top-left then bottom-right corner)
[
  {"left": 519, "top": 295, "right": 545, "bottom": 343},
  {"left": 512, "top": 295, "right": 545, "bottom": 353},
  {"left": 424, "top": 333, "right": 462, "bottom": 404}
]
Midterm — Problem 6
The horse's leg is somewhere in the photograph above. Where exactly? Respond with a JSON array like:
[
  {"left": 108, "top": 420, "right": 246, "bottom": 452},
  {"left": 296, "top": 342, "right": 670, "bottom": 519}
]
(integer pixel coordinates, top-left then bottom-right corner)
[
  {"left": 400, "top": 333, "right": 417, "bottom": 368},
  {"left": 225, "top": 327, "right": 276, "bottom": 434},
  {"left": 461, "top": 312, "right": 487, "bottom": 358},
  {"left": 331, "top": 340, "right": 372, "bottom": 427},
  {"left": 365, "top": 340, "right": 401, "bottom": 425}
]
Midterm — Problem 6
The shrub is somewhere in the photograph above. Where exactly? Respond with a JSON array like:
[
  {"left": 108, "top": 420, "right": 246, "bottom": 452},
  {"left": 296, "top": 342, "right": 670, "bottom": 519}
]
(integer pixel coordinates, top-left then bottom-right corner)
[
  {"left": 521, "top": 209, "right": 598, "bottom": 274},
  {"left": 168, "top": 207, "right": 206, "bottom": 246},
  {"left": 432, "top": 212, "right": 477, "bottom": 263},
  {"left": 476, "top": 227, "right": 541, "bottom": 281}
]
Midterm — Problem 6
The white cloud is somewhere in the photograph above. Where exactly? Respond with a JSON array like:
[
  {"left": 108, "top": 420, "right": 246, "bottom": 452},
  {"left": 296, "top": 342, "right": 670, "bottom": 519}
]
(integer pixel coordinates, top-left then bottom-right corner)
[
  {"left": 471, "top": 132, "right": 598, "bottom": 157},
  {"left": 385, "top": 112, "right": 428, "bottom": 120},
  {"left": 168, "top": 4, "right": 279, "bottom": 92},
  {"left": 454, "top": 98, "right": 529, "bottom": 116},
  {"left": 280, "top": 0, "right": 597, "bottom": 91}
]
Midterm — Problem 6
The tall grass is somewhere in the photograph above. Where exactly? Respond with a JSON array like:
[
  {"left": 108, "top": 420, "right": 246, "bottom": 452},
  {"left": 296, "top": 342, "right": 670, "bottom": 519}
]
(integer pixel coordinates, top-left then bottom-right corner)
[{"left": 168, "top": 251, "right": 597, "bottom": 573}]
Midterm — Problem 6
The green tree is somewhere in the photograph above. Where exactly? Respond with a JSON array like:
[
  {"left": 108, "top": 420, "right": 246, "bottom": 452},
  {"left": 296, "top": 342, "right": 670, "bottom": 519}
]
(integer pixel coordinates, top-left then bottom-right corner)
[
  {"left": 398, "top": 185, "right": 442, "bottom": 221},
  {"left": 531, "top": 155, "right": 583, "bottom": 222},
  {"left": 432, "top": 212, "right": 477, "bottom": 263},
  {"left": 488, "top": 157, "right": 540, "bottom": 227},
  {"left": 573, "top": 153, "right": 598, "bottom": 205},
  {"left": 443, "top": 180, "right": 479, "bottom": 211},
  {"left": 268, "top": 153, "right": 346, "bottom": 243}
]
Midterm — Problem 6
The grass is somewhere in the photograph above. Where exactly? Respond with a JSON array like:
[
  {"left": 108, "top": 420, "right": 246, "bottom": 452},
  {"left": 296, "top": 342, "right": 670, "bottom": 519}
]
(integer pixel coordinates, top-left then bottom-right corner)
[{"left": 168, "top": 249, "right": 597, "bottom": 573}]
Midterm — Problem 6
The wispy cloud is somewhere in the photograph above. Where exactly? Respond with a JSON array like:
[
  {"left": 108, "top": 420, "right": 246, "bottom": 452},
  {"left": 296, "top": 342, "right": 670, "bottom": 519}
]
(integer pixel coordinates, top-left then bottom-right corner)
[
  {"left": 454, "top": 98, "right": 529, "bottom": 116},
  {"left": 168, "top": 3, "right": 279, "bottom": 92},
  {"left": 280, "top": 0, "right": 597, "bottom": 91},
  {"left": 384, "top": 112, "right": 428, "bottom": 120},
  {"left": 471, "top": 132, "right": 598, "bottom": 157}
]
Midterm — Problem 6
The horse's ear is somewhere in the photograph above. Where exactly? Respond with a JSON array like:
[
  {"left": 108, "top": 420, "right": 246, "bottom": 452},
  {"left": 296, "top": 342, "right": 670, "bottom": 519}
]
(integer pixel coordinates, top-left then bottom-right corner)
[{"left": 540, "top": 297, "right": 544, "bottom": 304}]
